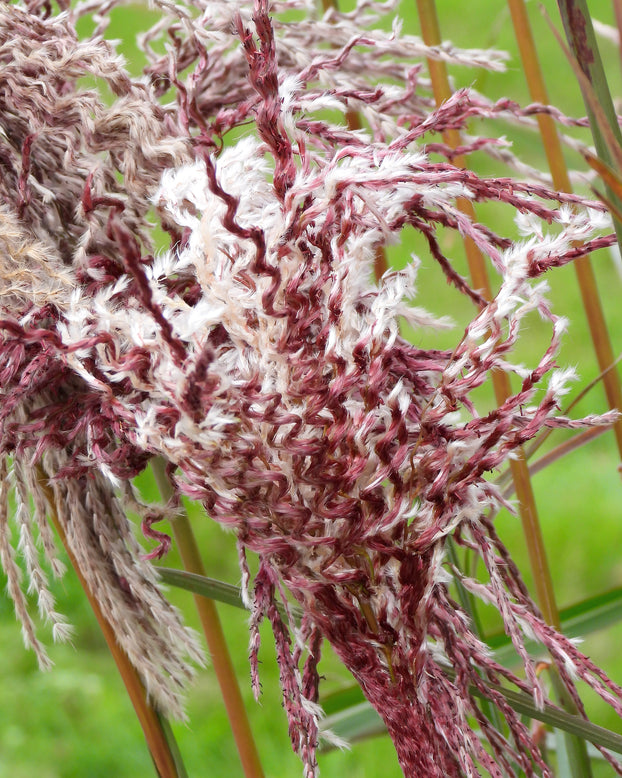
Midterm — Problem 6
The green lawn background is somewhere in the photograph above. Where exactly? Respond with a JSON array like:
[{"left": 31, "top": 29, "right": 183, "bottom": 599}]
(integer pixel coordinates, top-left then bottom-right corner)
[{"left": 1, "top": 2, "right": 622, "bottom": 776}]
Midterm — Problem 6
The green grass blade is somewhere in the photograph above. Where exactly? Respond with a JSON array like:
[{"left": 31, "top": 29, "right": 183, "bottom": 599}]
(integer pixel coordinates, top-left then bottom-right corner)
[
  {"left": 489, "top": 586, "right": 622, "bottom": 665},
  {"left": 159, "top": 567, "right": 248, "bottom": 610},
  {"left": 555, "top": 0, "right": 622, "bottom": 247},
  {"left": 160, "top": 568, "right": 622, "bottom": 757},
  {"left": 156, "top": 713, "right": 190, "bottom": 778},
  {"left": 321, "top": 676, "right": 622, "bottom": 755},
  {"left": 160, "top": 566, "right": 622, "bottom": 683},
  {"left": 321, "top": 701, "right": 385, "bottom": 745},
  {"left": 322, "top": 685, "right": 368, "bottom": 717},
  {"left": 157, "top": 566, "right": 304, "bottom": 623},
  {"left": 560, "top": 587, "right": 622, "bottom": 637},
  {"left": 555, "top": 728, "right": 574, "bottom": 778},
  {"left": 447, "top": 542, "right": 506, "bottom": 732}
]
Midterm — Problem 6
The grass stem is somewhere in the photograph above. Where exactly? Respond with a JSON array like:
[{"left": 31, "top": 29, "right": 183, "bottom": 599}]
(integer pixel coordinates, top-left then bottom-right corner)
[
  {"left": 413, "top": 4, "right": 594, "bottom": 770},
  {"left": 36, "top": 465, "right": 183, "bottom": 778},
  {"left": 151, "top": 457, "right": 265, "bottom": 778},
  {"left": 415, "top": 0, "right": 560, "bottom": 628},
  {"left": 508, "top": 0, "right": 622, "bottom": 460}
]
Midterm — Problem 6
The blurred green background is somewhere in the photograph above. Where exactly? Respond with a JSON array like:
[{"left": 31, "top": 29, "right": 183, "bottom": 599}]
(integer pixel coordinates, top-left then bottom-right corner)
[{"left": 2, "top": 1, "right": 622, "bottom": 776}]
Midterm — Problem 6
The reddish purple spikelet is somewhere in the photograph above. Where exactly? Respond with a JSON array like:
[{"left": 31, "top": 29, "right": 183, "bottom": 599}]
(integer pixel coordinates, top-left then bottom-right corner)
[{"left": 1, "top": 0, "right": 622, "bottom": 775}]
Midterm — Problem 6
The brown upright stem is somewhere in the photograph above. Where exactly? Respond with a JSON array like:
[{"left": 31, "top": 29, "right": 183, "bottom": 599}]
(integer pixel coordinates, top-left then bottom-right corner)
[
  {"left": 508, "top": 0, "right": 622, "bottom": 459},
  {"left": 415, "top": 0, "right": 561, "bottom": 628},
  {"left": 507, "top": 10, "right": 613, "bottom": 770},
  {"left": 416, "top": 0, "right": 599, "bottom": 770},
  {"left": 36, "top": 466, "right": 180, "bottom": 778},
  {"left": 151, "top": 458, "right": 265, "bottom": 778}
]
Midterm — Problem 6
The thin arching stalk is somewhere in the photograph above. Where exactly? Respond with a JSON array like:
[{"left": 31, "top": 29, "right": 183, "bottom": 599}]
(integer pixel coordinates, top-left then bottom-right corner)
[
  {"left": 493, "top": 353, "right": 622, "bottom": 494},
  {"left": 151, "top": 458, "right": 265, "bottom": 778},
  {"left": 501, "top": 427, "right": 609, "bottom": 501}
]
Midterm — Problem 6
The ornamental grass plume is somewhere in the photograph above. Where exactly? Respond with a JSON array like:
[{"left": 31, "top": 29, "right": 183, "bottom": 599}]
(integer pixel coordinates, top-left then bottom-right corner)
[{"left": 1, "top": 0, "right": 622, "bottom": 776}]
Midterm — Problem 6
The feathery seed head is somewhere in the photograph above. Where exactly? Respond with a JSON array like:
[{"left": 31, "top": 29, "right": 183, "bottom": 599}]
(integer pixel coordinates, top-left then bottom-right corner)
[{"left": 1, "top": 1, "right": 621, "bottom": 774}]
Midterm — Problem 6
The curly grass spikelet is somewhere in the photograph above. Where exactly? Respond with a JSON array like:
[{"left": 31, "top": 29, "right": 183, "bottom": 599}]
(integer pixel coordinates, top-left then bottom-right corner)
[{"left": 1, "top": 1, "right": 622, "bottom": 774}]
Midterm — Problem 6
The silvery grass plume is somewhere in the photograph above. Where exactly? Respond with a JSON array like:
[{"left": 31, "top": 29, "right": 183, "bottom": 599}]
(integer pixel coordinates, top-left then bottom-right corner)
[
  {"left": 0, "top": 4, "right": 204, "bottom": 717},
  {"left": 1, "top": 0, "right": 621, "bottom": 775}
]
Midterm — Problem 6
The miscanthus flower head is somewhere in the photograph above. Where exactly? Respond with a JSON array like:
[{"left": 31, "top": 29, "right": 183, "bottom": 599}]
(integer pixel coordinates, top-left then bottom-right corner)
[{"left": 1, "top": 0, "right": 621, "bottom": 774}]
